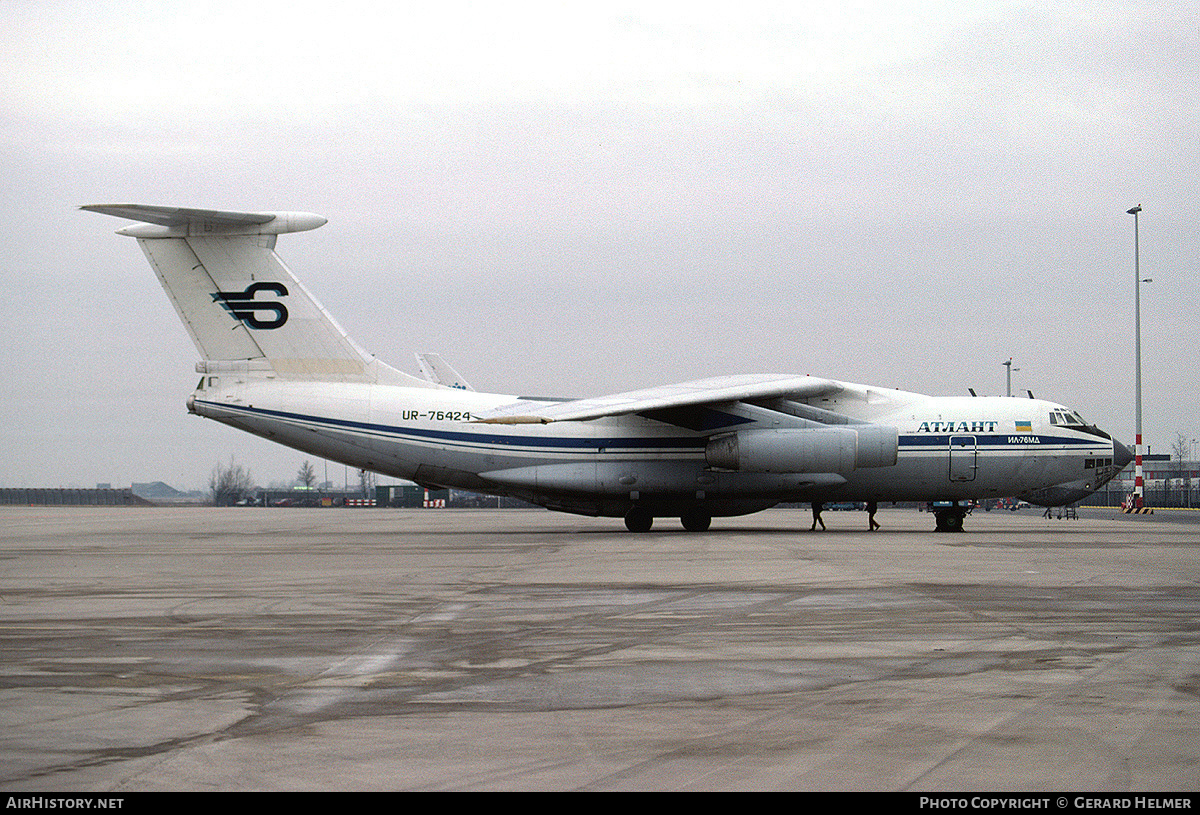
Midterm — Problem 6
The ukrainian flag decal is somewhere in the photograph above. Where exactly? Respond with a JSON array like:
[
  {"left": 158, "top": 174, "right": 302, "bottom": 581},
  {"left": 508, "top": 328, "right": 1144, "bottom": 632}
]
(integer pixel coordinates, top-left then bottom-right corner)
[{"left": 1015, "top": 420, "right": 1032, "bottom": 433}]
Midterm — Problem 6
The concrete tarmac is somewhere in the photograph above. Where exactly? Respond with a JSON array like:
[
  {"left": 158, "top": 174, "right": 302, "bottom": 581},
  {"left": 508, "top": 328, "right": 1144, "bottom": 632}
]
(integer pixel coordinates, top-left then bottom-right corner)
[{"left": 1, "top": 505, "right": 1198, "bottom": 792}]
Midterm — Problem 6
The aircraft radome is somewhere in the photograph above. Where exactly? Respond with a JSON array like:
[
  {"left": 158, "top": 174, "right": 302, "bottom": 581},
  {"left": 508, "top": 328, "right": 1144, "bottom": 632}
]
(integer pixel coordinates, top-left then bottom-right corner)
[{"left": 84, "top": 204, "right": 1132, "bottom": 532}]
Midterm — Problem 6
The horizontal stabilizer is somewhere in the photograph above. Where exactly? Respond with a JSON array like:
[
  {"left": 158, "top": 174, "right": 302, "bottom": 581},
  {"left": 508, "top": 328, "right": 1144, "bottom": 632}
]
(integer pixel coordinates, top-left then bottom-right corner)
[{"left": 81, "top": 204, "right": 326, "bottom": 238}]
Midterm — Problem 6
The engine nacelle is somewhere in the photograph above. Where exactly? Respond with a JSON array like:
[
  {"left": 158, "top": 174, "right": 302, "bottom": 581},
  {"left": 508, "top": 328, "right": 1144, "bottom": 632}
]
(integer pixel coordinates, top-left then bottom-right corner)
[{"left": 705, "top": 426, "right": 898, "bottom": 473}]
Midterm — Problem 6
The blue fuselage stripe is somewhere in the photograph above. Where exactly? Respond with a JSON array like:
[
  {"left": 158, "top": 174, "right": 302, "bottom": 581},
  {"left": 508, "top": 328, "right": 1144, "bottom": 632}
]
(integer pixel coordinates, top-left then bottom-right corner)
[
  {"left": 899, "top": 434, "right": 1103, "bottom": 448},
  {"left": 200, "top": 400, "right": 706, "bottom": 451}
]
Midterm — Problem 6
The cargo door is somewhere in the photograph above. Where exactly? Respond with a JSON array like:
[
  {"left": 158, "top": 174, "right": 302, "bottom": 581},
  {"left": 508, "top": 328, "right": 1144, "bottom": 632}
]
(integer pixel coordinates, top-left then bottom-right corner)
[{"left": 949, "top": 435, "right": 978, "bottom": 482}]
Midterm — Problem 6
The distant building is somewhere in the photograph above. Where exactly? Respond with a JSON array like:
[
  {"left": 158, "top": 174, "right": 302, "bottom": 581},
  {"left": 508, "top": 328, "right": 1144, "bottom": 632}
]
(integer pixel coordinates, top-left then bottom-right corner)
[{"left": 1089, "top": 454, "right": 1200, "bottom": 508}]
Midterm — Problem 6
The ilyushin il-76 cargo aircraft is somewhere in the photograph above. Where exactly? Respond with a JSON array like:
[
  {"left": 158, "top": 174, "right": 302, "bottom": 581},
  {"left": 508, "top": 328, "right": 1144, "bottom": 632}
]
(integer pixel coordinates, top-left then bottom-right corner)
[{"left": 84, "top": 204, "right": 1133, "bottom": 532}]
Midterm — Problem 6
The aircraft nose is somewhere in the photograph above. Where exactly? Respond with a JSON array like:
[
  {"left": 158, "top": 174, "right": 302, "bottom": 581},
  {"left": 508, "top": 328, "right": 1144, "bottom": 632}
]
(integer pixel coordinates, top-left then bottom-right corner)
[{"left": 1113, "top": 439, "right": 1134, "bottom": 469}]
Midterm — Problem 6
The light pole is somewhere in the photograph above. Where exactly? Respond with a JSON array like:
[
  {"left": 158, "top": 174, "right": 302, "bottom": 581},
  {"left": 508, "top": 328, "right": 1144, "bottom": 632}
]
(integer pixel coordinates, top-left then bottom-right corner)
[
  {"left": 1128, "top": 205, "right": 1144, "bottom": 509},
  {"left": 1003, "top": 358, "right": 1019, "bottom": 397}
]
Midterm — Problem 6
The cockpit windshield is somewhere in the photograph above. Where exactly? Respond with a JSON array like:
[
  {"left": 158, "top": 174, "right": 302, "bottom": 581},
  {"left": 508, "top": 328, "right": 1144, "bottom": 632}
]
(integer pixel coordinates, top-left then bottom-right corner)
[
  {"left": 1049, "top": 409, "right": 1087, "bottom": 427},
  {"left": 1049, "top": 408, "right": 1111, "bottom": 439}
]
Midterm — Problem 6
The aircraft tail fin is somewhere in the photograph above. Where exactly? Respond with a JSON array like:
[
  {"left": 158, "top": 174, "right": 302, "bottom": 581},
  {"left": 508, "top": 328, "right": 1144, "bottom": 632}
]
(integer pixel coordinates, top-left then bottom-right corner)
[{"left": 83, "top": 204, "right": 428, "bottom": 386}]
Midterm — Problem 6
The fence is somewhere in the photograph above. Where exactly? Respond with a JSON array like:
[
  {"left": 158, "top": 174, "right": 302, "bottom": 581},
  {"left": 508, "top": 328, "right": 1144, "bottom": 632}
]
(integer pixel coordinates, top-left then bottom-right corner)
[{"left": 0, "top": 488, "right": 149, "bottom": 506}]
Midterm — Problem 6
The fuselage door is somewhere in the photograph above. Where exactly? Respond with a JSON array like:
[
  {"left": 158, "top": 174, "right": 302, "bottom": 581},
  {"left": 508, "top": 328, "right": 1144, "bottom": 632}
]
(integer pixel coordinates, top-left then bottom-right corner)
[{"left": 949, "top": 435, "right": 978, "bottom": 482}]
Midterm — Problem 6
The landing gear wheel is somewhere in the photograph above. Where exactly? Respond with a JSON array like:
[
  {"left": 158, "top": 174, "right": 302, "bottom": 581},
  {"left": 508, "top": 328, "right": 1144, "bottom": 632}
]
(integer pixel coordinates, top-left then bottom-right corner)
[
  {"left": 680, "top": 509, "right": 712, "bottom": 532},
  {"left": 624, "top": 507, "right": 653, "bottom": 532},
  {"left": 935, "top": 511, "right": 965, "bottom": 533}
]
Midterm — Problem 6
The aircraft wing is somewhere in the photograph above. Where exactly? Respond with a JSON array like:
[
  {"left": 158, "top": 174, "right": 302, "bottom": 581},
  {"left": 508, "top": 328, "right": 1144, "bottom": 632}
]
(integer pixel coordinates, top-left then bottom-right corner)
[{"left": 473, "top": 374, "right": 844, "bottom": 424}]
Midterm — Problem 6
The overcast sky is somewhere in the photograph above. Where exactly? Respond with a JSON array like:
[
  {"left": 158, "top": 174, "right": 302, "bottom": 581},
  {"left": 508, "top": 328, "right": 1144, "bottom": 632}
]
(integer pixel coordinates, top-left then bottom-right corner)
[{"left": 1, "top": 0, "right": 1197, "bottom": 491}]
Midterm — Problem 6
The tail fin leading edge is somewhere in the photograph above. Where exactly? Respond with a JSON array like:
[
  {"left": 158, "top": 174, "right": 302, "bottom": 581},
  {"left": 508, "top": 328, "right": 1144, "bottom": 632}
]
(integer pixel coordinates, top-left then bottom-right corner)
[{"left": 84, "top": 204, "right": 426, "bottom": 386}]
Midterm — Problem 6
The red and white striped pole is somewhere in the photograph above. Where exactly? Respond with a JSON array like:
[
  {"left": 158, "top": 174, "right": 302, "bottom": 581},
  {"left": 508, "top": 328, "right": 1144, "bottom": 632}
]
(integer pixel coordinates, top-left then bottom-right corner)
[
  {"left": 1128, "top": 204, "right": 1144, "bottom": 510},
  {"left": 1135, "top": 434, "right": 1144, "bottom": 510}
]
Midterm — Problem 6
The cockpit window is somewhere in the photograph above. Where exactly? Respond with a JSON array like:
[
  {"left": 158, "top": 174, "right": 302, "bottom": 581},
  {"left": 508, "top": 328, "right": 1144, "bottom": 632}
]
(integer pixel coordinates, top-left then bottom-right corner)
[
  {"left": 1049, "top": 410, "right": 1087, "bottom": 426},
  {"left": 1049, "top": 408, "right": 1111, "bottom": 439}
]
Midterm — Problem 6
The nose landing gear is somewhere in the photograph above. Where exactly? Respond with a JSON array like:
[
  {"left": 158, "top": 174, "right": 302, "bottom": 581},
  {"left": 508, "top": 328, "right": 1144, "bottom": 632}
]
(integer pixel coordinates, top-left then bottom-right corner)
[
  {"left": 931, "top": 501, "right": 969, "bottom": 532},
  {"left": 934, "top": 510, "right": 965, "bottom": 532}
]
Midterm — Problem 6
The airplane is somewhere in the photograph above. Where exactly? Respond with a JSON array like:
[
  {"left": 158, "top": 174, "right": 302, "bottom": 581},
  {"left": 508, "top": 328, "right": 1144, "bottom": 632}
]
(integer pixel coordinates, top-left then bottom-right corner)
[{"left": 83, "top": 204, "right": 1133, "bottom": 533}]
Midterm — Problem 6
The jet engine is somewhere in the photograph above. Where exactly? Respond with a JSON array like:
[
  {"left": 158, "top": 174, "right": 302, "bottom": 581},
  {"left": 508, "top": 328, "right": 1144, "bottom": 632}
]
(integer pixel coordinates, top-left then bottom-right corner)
[{"left": 705, "top": 426, "right": 898, "bottom": 473}]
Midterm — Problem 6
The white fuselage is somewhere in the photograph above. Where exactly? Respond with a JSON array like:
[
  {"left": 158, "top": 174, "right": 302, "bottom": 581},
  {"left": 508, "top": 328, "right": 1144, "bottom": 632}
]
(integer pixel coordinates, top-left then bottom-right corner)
[{"left": 189, "top": 375, "right": 1123, "bottom": 517}]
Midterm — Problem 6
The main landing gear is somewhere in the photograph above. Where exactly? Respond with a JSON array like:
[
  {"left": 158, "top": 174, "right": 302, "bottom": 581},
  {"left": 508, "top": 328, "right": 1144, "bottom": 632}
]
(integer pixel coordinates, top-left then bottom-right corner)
[
  {"left": 623, "top": 507, "right": 713, "bottom": 532},
  {"left": 680, "top": 508, "right": 712, "bottom": 532},
  {"left": 624, "top": 506, "right": 653, "bottom": 532}
]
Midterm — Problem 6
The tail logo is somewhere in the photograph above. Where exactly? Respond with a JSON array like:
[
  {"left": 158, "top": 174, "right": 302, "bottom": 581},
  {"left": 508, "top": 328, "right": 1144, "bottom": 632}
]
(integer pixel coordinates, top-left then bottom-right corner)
[{"left": 212, "top": 282, "right": 289, "bottom": 329}]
